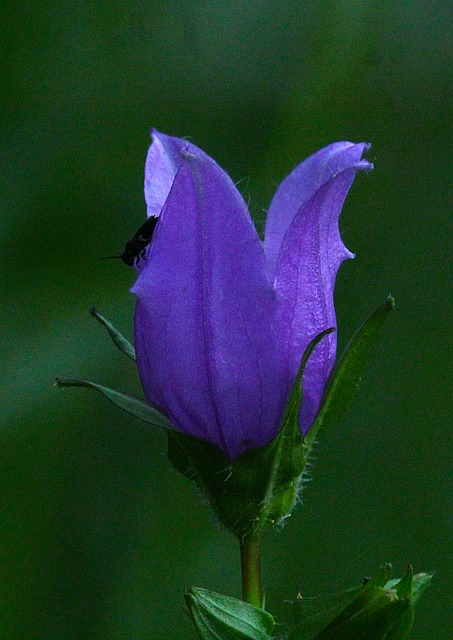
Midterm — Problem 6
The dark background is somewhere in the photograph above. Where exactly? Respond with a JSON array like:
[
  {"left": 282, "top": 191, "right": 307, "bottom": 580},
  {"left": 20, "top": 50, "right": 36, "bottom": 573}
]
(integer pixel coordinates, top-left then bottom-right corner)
[{"left": 1, "top": 1, "right": 451, "bottom": 638}]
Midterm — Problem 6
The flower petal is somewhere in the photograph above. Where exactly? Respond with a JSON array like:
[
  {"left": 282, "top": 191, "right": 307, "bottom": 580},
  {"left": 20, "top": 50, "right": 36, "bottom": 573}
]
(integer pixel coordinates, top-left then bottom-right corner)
[
  {"left": 133, "top": 146, "right": 282, "bottom": 460},
  {"left": 144, "top": 130, "right": 211, "bottom": 218},
  {"left": 265, "top": 142, "right": 371, "bottom": 280},
  {"left": 272, "top": 152, "right": 373, "bottom": 434}
]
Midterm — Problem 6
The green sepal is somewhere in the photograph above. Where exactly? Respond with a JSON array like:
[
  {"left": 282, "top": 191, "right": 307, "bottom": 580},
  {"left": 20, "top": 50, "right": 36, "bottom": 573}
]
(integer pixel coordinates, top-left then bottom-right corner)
[
  {"left": 55, "top": 377, "right": 173, "bottom": 430},
  {"left": 306, "top": 296, "right": 395, "bottom": 445},
  {"left": 289, "top": 564, "right": 433, "bottom": 640},
  {"left": 89, "top": 307, "right": 136, "bottom": 361},
  {"left": 168, "top": 329, "right": 334, "bottom": 537},
  {"left": 184, "top": 587, "right": 275, "bottom": 640}
]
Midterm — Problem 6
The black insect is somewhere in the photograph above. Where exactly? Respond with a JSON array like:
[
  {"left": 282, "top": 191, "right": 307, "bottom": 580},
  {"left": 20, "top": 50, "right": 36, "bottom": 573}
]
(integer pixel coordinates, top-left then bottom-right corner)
[{"left": 103, "top": 216, "right": 158, "bottom": 267}]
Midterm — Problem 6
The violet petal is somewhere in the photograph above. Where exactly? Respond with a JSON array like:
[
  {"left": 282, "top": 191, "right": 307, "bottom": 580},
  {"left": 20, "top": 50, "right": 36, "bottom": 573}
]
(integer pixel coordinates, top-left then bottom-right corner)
[
  {"left": 265, "top": 142, "right": 371, "bottom": 280},
  {"left": 144, "top": 130, "right": 211, "bottom": 218},
  {"left": 272, "top": 155, "right": 373, "bottom": 434},
  {"left": 133, "top": 144, "right": 282, "bottom": 460}
]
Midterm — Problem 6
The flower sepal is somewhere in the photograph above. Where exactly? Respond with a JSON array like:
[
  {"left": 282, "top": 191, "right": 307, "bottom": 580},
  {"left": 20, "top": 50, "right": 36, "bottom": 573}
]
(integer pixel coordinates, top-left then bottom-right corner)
[
  {"left": 89, "top": 307, "right": 136, "bottom": 361},
  {"left": 55, "top": 378, "right": 173, "bottom": 430},
  {"left": 167, "top": 329, "right": 333, "bottom": 538},
  {"left": 305, "top": 295, "right": 395, "bottom": 447}
]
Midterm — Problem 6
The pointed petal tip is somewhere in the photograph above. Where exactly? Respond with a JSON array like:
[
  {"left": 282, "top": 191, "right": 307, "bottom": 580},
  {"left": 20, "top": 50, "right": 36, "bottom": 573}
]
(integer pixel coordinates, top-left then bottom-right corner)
[
  {"left": 360, "top": 159, "right": 374, "bottom": 173},
  {"left": 349, "top": 158, "right": 373, "bottom": 174},
  {"left": 345, "top": 142, "right": 373, "bottom": 169},
  {"left": 357, "top": 141, "right": 373, "bottom": 171},
  {"left": 149, "top": 128, "right": 180, "bottom": 148}
]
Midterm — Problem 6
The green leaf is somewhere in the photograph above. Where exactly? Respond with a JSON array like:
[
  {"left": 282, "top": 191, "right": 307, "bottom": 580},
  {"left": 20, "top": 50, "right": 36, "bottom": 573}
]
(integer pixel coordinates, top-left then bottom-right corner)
[
  {"left": 167, "top": 328, "right": 334, "bottom": 537},
  {"left": 385, "top": 570, "right": 434, "bottom": 606},
  {"left": 408, "top": 573, "right": 435, "bottom": 606},
  {"left": 307, "top": 296, "right": 395, "bottom": 444},
  {"left": 55, "top": 378, "right": 173, "bottom": 430},
  {"left": 185, "top": 588, "right": 275, "bottom": 640},
  {"left": 289, "top": 564, "right": 432, "bottom": 640},
  {"left": 89, "top": 307, "right": 136, "bottom": 361}
]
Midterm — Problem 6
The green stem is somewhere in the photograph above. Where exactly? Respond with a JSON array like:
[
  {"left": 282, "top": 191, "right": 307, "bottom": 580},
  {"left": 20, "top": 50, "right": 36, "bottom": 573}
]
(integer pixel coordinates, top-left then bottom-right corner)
[{"left": 239, "top": 535, "right": 262, "bottom": 608}]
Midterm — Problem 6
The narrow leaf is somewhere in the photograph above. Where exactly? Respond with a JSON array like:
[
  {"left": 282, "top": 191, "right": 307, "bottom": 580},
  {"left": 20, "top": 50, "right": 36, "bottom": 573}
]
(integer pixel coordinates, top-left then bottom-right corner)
[
  {"left": 89, "top": 307, "right": 136, "bottom": 361},
  {"left": 55, "top": 377, "right": 173, "bottom": 430},
  {"left": 282, "top": 327, "right": 336, "bottom": 438},
  {"left": 307, "top": 296, "right": 395, "bottom": 442}
]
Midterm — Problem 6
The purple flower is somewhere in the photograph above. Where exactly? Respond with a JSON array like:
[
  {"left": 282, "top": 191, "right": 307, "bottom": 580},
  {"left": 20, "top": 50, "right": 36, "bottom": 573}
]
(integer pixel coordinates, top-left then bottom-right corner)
[{"left": 132, "top": 131, "right": 372, "bottom": 461}]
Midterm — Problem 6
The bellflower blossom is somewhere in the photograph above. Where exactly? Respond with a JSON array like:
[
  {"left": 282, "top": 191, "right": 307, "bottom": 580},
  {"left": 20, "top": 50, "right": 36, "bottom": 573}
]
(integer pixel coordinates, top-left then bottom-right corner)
[{"left": 132, "top": 131, "right": 372, "bottom": 461}]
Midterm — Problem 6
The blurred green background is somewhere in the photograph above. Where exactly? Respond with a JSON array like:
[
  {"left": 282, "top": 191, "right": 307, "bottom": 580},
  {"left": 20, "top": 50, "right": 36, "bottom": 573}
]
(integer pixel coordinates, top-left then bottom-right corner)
[{"left": 1, "top": 1, "right": 451, "bottom": 638}]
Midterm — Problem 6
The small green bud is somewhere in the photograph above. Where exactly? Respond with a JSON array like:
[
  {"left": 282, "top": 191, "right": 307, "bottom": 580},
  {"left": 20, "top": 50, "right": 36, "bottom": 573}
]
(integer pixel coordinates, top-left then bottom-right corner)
[{"left": 290, "top": 564, "right": 433, "bottom": 640}]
